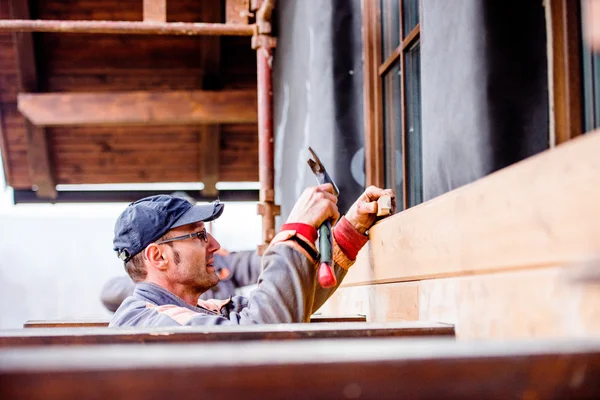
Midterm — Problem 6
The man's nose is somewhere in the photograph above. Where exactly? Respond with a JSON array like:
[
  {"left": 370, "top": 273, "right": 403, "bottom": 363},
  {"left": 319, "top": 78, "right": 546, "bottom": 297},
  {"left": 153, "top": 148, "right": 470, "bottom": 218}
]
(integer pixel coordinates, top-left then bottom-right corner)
[{"left": 207, "top": 233, "right": 221, "bottom": 253}]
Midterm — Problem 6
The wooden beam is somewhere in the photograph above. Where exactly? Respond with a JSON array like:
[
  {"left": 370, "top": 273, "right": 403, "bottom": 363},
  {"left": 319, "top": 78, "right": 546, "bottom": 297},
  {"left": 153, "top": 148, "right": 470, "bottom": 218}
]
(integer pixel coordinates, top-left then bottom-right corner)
[
  {"left": 199, "top": 125, "right": 220, "bottom": 197},
  {"left": 550, "top": 0, "right": 583, "bottom": 145},
  {"left": 8, "top": 0, "right": 56, "bottom": 199},
  {"left": 143, "top": 0, "right": 166, "bottom": 23},
  {"left": 0, "top": 19, "right": 255, "bottom": 36},
  {"left": 226, "top": 0, "right": 250, "bottom": 24},
  {"left": 21, "top": 315, "right": 368, "bottom": 329},
  {"left": 199, "top": 1, "right": 222, "bottom": 198},
  {"left": 2, "top": 322, "right": 454, "bottom": 346},
  {"left": 0, "top": 103, "right": 11, "bottom": 186},
  {"left": 342, "top": 130, "right": 600, "bottom": 286},
  {"left": 1, "top": 339, "right": 600, "bottom": 399},
  {"left": 17, "top": 90, "right": 258, "bottom": 126},
  {"left": 321, "top": 266, "right": 600, "bottom": 339}
]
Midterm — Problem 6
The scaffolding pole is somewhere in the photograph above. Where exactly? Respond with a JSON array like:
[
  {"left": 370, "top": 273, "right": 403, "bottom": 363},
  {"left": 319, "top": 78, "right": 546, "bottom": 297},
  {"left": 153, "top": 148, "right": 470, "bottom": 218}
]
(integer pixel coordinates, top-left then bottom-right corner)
[{"left": 0, "top": 19, "right": 255, "bottom": 36}]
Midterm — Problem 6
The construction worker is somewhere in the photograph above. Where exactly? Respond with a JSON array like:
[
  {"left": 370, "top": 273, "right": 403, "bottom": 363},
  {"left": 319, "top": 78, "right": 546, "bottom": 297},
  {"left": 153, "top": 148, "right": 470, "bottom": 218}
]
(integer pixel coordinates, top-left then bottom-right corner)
[{"left": 110, "top": 184, "right": 395, "bottom": 327}]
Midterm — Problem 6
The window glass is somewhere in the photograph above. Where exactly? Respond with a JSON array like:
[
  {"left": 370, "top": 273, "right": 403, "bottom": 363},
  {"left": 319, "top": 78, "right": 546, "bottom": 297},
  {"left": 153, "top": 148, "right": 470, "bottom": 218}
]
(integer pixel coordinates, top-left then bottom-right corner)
[
  {"left": 402, "top": 0, "right": 420, "bottom": 37},
  {"left": 380, "top": 0, "right": 400, "bottom": 59},
  {"left": 405, "top": 42, "right": 423, "bottom": 207},
  {"left": 382, "top": 63, "right": 403, "bottom": 203}
]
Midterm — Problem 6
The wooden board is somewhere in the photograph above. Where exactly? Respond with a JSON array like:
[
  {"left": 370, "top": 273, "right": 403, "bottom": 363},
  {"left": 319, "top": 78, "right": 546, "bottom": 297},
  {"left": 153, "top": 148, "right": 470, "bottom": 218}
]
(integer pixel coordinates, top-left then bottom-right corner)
[
  {"left": 18, "top": 90, "right": 258, "bottom": 126},
  {"left": 0, "top": 0, "right": 258, "bottom": 191},
  {"left": 322, "top": 266, "right": 600, "bottom": 339},
  {"left": 22, "top": 315, "right": 370, "bottom": 329},
  {"left": 143, "top": 0, "right": 166, "bottom": 23},
  {"left": 342, "top": 131, "right": 600, "bottom": 286},
  {"left": 1, "top": 338, "right": 599, "bottom": 399},
  {"left": 3, "top": 322, "right": 453, "bottom": 347},
  {"left": 9, "top": 0, "right": 56, "bottom": 198}
]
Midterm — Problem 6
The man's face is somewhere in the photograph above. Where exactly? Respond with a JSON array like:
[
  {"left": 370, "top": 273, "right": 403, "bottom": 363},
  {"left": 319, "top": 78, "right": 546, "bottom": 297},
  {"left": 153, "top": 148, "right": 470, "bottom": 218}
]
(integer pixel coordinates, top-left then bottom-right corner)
[
  {"left": 162, "top": 221, "right": 221, "bottom": 293},
  {"left": 585, "top": 0, "right": 600, "bottom": 50}
]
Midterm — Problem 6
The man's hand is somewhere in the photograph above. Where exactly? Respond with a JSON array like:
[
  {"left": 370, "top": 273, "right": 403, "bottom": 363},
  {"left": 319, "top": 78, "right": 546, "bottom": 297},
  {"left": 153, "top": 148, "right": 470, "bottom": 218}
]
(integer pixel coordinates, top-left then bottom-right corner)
[
  {"left": 286, "top": 183, "right": 340, "bottom": 229},
  {"left": 345, "top": 186, "right": 396, "bottom": 234}
]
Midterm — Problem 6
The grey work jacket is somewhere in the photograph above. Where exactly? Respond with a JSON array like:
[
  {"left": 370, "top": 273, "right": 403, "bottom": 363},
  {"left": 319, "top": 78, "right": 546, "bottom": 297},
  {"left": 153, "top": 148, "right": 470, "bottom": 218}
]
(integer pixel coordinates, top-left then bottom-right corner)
[{"left": 109, "top": 243, "right": 347, "bottom": 327}]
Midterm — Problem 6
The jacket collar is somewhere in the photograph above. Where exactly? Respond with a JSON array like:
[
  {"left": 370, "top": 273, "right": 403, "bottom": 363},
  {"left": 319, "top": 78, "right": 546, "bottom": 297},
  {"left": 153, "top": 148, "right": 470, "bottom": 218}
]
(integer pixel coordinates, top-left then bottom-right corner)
[{"left": 134, "top": 282, "right": 204, "bottom": 313}]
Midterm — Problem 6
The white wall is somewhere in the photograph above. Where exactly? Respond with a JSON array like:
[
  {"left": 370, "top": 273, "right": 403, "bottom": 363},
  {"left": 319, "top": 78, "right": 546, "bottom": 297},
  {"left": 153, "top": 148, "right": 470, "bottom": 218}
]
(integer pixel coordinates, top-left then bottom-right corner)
[{"left": 0, "top": 200, "right": 262, "bottom": 329}]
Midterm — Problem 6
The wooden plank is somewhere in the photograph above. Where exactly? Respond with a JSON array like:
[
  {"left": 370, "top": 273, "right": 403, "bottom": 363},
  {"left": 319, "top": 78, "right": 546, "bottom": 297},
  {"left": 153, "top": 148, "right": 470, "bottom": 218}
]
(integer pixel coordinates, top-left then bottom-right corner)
[
  {"left": 17, "top": 90, "right": 258, "bottom": 126},
  {"left": 308, "top": 315, "right": 366, "bottom": 323},
  {"left": 22, "top": 315, "right": 371, "bottom": 329},
  {"left": 24, "top": 320, "right": 110, "bottom": 329},
  {"left": 24, "top": 121, "right": 56, "bottom": 197},
  {"left": 0, "top": 19, "right": 255, "bottom": 36},
  {"left": 199, "top": 125, "right": 220, "bottom": 197},
  {"left": 325, "top": 266, "right": 600, "bottom": 339},
  {"left": 8, "top": 0, "right": 56, "bottom": 199},
  {"left": 4, "top": 322, "right": 453, "bottom": 346},
  {"left": 143, "top": 0, "right": 166, "bottom": 23},
  {"left": 549, "top": 0, "right": 582, "bottom": 145},
  {"left": 342, "top": 131, "right": 600, "bottom": 286},
  {"left": 318, "top": 280, "right": 419, "bottom": 322},
  {"left": 226, "top": 0, "right": 250, "bottom": 24},
  {"left": 1, "top": 339, "right": 599, "bottom": 399}
]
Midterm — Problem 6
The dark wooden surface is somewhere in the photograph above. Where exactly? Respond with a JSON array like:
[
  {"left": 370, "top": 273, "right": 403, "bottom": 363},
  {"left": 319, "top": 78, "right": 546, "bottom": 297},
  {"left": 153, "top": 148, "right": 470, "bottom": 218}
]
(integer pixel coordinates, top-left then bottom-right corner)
[
  {"left": 23, "top": 315, "right": 368, "bottom": 329},
  {"left": 1, "top": 338, "right": 599, "bottom": 399},
  {"left": 23, "top": 320, "right": 110, "bottom": 329},
  {"left": 0, "top": 0, "right": 259, "bottom": 191},
  {"left": 2, "top": 322, "right": 454, "bottom": 347},
  {"left": 8, "top": 0, "right": 56, "bottom": 198},
  {"left": 18, "top": 90, "right": 258, "bottom": 126}
]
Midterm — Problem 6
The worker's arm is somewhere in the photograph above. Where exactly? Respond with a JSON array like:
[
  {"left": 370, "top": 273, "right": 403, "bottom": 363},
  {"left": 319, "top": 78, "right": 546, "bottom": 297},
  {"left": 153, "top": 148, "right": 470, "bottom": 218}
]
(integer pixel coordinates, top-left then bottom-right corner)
[{"left": 311, "top": 186, "right": 397, "bottom": 311}]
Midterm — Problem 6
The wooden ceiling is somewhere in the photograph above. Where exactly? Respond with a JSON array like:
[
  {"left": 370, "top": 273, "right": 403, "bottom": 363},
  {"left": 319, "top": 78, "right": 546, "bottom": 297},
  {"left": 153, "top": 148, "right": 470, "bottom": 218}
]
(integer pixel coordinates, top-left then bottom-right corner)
[{"left": 0, "top": 0, "right": 259, "bottom": 201}]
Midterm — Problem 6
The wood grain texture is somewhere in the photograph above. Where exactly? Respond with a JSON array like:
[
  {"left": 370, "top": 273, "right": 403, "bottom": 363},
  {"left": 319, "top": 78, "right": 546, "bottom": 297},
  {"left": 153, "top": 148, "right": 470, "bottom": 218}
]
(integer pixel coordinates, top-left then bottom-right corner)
[
  {"left": 342, "top": 131, "right": 600, "bottom": 286},
  {"left": 143, "top": 0, "right": 166, "bottom": 23},
  {"left": 199, "top": 125, "right": 220, "bottom": 196},
  {"left": 1, "top": 338, "right": 599, "bottom": 399},
  {"left": 324, "top": 266, "right": 600, "bottom": 339},
  {"left": 22, "top": 315, "right": 371, "bottom": 329},
  {"left": 549, "top": 0, "right": 582, "bottom": 144},
  {"left": 18, "top": 90, "right": 258, "bottom": 126},
  {"left": 5, "top": 321, "right": 453, "bottom": 346},
  {"left": 0, "top": 0, "right": 258, "bottom": 190},
  {"left": 226, "top": 0, "right": 250, "bottom": 24},
  {"left": 9, "top": 0, "right": 56, "bottom": 198}
]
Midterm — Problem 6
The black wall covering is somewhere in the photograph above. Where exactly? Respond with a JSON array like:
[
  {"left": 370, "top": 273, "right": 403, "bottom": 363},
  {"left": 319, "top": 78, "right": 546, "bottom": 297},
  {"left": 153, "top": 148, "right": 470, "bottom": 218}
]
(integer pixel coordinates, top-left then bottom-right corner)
[
  {"left": 421, "top": 0, "right": 549, "bottom": 201},
  {"left": 273, "top": 0, "right": 364, "bottom": 225}
]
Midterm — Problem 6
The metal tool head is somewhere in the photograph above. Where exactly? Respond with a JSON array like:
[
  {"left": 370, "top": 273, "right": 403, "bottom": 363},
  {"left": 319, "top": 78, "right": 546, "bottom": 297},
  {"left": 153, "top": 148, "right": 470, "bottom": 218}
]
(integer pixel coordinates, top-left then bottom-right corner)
[
  {"left": 307, "top": 147, "right": 325, "bottom": 174},
  {"left": 307, "top": 146, "right": 339, "bottom": 196}
]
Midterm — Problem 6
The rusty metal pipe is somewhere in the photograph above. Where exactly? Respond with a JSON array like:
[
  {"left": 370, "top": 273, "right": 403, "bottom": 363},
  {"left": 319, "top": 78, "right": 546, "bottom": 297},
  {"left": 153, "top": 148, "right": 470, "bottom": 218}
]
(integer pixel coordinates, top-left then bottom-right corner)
[
  {"left": 254, "top": 0, "right": 279, "bottom": 252},
  {"left": 256, "top": 44, "right": 276, "bottom": 249},
  {"left": 0, "top": 19, "right": 255, "bottom": 36}
]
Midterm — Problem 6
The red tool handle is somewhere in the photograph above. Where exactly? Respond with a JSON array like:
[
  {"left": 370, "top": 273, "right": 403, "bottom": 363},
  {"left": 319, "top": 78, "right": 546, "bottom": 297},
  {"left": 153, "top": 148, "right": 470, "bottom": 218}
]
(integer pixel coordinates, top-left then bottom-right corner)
[{"left": 318, "top": 262, "right": 337, "bottom": 288}]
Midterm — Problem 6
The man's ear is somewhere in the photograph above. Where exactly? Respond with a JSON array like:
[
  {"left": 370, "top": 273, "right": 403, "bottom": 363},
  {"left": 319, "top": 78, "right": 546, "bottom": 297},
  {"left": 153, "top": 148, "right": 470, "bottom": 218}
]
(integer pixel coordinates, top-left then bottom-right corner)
[{"left": 144, "top": 244, "right": 168, "bottom": 271}]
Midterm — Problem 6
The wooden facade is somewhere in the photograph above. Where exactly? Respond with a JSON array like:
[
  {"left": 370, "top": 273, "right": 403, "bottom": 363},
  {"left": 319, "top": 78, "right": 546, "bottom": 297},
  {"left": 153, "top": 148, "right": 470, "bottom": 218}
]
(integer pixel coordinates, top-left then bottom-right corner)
[
  {"left": 317, "top": 0, "right": 600, "bottom": 340},
  {"left": 0, "top": 0, "right": 259, "bottom": 197}
]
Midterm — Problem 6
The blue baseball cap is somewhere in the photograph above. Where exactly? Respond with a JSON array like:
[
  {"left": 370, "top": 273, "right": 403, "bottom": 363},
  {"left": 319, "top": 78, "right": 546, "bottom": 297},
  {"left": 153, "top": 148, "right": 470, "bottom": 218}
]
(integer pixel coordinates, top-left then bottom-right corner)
[{"left": 113, "top": 195, "right": 224, "bottom": 263}]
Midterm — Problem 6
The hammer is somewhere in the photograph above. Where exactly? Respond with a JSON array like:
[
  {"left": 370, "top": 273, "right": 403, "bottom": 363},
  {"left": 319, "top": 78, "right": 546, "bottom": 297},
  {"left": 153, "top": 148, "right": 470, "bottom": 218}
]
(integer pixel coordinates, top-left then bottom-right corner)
[{"left": 307, "top": 147, "right": 340, "bottom": 288}]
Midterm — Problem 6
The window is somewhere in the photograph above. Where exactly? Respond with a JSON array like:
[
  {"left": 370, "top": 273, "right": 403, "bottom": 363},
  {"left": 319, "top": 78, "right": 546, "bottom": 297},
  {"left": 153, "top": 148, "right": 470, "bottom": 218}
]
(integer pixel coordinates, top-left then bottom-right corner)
[
  {"left": 581, "top": 0, "right": 600, "bottom": 132},
  {"left": 363, "top": 0, "right": 422, "bottom": 210}
]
